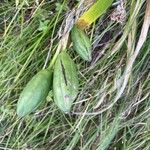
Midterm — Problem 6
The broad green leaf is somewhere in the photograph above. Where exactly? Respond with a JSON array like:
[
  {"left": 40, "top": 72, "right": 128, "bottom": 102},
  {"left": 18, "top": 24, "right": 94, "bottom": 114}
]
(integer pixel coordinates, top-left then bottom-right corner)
[{"left": 77, "top": 0, "right": 113, "bottom": 29}]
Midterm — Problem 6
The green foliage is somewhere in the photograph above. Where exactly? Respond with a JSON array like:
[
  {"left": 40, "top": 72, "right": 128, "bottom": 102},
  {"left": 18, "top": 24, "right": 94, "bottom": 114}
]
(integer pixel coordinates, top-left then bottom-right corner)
[
  {"left": 77, "top": 0, "right": 113, "bottom": 28},
  {"left": 0, "top": 0, "right": 149, "bottom": 149}
]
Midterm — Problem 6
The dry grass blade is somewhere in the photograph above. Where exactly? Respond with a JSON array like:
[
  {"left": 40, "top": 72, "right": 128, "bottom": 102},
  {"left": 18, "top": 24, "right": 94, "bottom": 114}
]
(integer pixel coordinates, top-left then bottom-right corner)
[
  {"left": 112, "top": 0, "right": 150, "bottom": 110},
  {"left": 135, "top": 0, "right": 150, "bottom": 52},
  {"left": 73, "top": 0, "right": 150, "bottom": 116},
  {"left": 110, "top": 0, "right": 145, "bottom": 56}
]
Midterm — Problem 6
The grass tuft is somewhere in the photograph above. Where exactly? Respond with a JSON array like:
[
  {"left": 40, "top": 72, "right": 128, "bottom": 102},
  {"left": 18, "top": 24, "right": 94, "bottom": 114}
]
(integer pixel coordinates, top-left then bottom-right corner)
[{"left": 0, "top": 0, "right": 149, "bottom": 149}]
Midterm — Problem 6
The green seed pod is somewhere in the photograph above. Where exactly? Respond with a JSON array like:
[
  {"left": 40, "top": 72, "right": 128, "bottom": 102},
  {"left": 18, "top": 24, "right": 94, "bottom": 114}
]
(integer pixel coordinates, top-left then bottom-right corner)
[
  {"left": 17, "top": 69, "right": 52, "bottom": 117},
  {"left": 53, "top": 52, "right": 79, "bottom": 113},
  {"left": 71, "top": 25, "right": 92, "bottom": 61}
]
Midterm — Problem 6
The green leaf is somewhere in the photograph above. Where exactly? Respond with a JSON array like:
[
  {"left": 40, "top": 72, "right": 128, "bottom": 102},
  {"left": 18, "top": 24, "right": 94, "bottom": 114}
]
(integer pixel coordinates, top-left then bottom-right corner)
[
  {"left": 38, "top": 20, "right": 49, "bottom": 32},
  {"left": 77, "top": 0, "right": 113, "bottom": 28}
]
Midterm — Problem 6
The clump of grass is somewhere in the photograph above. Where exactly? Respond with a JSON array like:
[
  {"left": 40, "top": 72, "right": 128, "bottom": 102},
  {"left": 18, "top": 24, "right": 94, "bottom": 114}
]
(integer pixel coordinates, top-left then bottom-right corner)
[{"left": 0, "top": 0, "right": 149, "bottom": 149}]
